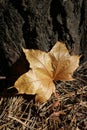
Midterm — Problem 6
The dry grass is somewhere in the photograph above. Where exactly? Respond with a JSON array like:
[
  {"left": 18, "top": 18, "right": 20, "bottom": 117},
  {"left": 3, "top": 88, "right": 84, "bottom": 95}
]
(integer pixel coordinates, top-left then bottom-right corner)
[{"left": 0, "top": 62, "right": 87, "bottom": 130}]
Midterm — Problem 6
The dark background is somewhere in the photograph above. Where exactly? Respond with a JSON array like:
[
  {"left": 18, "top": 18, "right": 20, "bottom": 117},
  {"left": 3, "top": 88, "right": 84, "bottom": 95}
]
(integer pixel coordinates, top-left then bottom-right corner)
[{"left": 0, "top": 0, "right": 87, "bottom": 82}]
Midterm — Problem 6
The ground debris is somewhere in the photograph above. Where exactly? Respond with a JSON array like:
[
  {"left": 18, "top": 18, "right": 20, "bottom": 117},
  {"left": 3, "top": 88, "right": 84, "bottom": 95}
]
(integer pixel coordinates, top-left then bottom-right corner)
[{"left": 0, "top": 62, "right": 87, "bottom": 130}]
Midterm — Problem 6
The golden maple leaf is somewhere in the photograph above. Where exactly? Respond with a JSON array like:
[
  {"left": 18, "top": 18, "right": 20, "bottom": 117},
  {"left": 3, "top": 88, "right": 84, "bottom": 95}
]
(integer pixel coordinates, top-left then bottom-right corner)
[{"left": 14, "top": 41, "right": 80, "bottom": 103}]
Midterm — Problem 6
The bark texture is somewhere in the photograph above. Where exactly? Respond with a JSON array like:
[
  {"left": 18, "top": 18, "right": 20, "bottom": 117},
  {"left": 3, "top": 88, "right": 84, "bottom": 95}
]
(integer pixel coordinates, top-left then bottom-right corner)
[{"left": 0, "top": 0, "right": 87, "bottom": 77}]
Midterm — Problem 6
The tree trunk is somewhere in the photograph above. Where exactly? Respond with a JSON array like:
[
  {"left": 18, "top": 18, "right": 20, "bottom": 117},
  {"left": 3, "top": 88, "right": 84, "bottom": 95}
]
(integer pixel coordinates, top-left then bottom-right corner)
[{"left": 0, "top": 0, "right": 87, "bottom": 79}]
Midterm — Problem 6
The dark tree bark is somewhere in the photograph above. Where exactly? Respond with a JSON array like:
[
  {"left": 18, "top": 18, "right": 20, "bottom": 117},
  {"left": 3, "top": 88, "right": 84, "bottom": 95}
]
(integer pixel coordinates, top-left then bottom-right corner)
[
  {"left": 0, "top": 1, "right": 25, "bottom": 76},
  {"left": 0, "top": 0, "right": 87, "bottom": 80}
]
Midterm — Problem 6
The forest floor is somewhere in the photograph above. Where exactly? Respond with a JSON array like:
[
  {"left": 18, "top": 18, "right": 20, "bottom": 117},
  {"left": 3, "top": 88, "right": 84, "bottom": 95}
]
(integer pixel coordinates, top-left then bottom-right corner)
[{"left": 0, "top": 61, "right": 87, "bottom": 130}]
